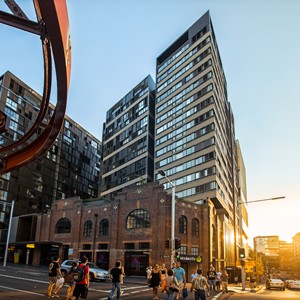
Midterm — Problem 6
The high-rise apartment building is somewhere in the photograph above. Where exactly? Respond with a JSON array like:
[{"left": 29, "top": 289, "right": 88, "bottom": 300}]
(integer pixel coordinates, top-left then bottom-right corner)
[
  {"left": 155, "top": 11, "right": 237, "bottom": 208},
  {"left": 101, "top": 75, "right": 156, "bottom": 198},
  {"left": 0, "top": 71, "right": 101, "bottom": 240},
  {"left": 155, "top": 11, "right": 242, "bottom": 267}
]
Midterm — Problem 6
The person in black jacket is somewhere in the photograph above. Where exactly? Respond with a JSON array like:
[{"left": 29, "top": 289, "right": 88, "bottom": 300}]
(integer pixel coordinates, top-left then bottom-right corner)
[{"left": 108, "top": 261, "right": 124, "bottom": 300}]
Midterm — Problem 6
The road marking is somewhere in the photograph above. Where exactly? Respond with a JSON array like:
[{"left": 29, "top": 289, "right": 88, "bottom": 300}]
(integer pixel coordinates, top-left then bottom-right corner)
[
  {"left": 0, "top": 273, "right": 47, "bottom": 284},
  {"left": 0, "top": 285, "right": 46, "bottom": 297}
]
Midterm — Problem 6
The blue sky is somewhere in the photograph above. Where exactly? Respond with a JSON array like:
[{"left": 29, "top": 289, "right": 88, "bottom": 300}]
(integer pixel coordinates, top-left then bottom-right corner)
[{"left": 0, "top": 0, "right": 299, "bottom": 244}]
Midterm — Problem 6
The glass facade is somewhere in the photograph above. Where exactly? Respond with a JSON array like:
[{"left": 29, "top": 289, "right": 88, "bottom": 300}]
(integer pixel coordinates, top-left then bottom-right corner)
[
  {"left": 0, "top": 71, "right": 101, "bottom": 241},
  {"left": 101, "top": 75, "right": 156, "bottom": 199}
]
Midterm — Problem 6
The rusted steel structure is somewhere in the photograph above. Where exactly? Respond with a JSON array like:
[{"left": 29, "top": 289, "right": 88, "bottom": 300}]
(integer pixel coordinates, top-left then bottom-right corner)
[{"left": 0, "top": 0, "right": 71, "bottom": 173}]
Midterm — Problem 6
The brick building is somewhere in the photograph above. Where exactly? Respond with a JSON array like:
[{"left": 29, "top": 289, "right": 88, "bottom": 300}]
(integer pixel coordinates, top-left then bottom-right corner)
[{"left": 12, "top": 182, "right": 221, "bottom": 278}]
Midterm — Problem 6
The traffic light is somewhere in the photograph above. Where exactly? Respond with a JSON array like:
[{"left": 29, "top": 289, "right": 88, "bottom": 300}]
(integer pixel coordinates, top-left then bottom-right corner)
[
  {"left": 239, "top": 247, "right": 245, "bottom": 258},
  {"left": 175, "top": 251, "right": 180, "bottom": 260},
  {"left": 164, "top": 240, "right": 170, "bottom": 249},
  {"left": 175, "top": 238, "right": 181, "bottom": 249}
]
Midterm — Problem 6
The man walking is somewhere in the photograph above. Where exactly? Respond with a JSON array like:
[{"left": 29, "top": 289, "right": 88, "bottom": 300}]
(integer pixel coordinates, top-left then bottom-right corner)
[
  {"left": 190, "top": 269, "right": 209, "bottom": 300},
  {"left": 72, "top": 256, "right": 90, "bottom": 300},
  {"left": 108, "top": 261, "right": 124, "bottom": 300},
  {"left": 173, "top": 261, "right": 186, "bottom": 300},
  {"left": 206, "top": 266, "right": 216, "bottom": 292}
]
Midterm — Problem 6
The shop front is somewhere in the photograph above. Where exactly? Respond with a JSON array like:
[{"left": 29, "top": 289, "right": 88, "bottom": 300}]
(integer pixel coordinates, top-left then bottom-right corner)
[{"left": 124, "top": 251, "right": 149, "bottom": 276}]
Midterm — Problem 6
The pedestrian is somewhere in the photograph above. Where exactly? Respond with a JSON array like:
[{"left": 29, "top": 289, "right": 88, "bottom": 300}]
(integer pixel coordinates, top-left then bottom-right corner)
[
  {"left": 47, "top": 256, "right": 63, "bottom": 298},
  {"left": 215, "top": 269, "right": 222, "bottom": 291},
  {"left": 166, "top": 269, "right": 179, "bottom": 300},
  {"left": 64, "top": 261, "right": 78, "bottom": 300},
  {"left": 146, "top": 266, "right": 153, "bottom": 286},
  {"left": 191, "top": 270, "right": 198, "bottom": 281},
  {"left": 149, "top": 264, "right": 161, "bottom": 300},
  {"left": 72, "top": 256, "right": 89, "bottom": 300},
  {"left": 234, "top": 275, "right": 238, "bottom": 286},
  {"left": 250, "top": 275, "right": 256, "bottom": 292},
  {"left": 190, "top": 269, "right": 210, "bottom": 300},
  {"left": 160, "top": 263, "right": 167, "bottom": 293},
  {"left": 173, "top": 261, "right": 186, "bottom": 300},
  {"left": 113, "top": 261, "right": 125, "bottom": 298},
  {"left": 206, "top": 266, "right": 216, "bottom": 292},
  {"left": 160, "top": 263, "right": 167, "bottom": 280},
  {"left": 220, "top": 270, "right": 228, "bottom": 293},
  {"left": 108, "top": 261, "right": 123, "bottom": 300}
]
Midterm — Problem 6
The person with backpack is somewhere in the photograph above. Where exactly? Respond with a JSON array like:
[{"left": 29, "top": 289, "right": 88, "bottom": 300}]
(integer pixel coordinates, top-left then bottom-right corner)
[
  {"left": 108, "top": 261, "right": 124, "bottom": 300},
  {"left": 64, "top": 261, "right": 78, "bottom": 300},
  {"left": 71, "top": 256, "right": 90, "bottom": 300},
  {"left": 47, "top": 256, "right": 63, "bottom": 298},
  {"left": 190, "top": 269, "right": 209, "bottom": 300}
]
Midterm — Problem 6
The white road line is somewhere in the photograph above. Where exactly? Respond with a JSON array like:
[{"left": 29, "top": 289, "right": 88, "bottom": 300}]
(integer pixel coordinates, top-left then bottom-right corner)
[
  {"left": 0, "top": 285, "right": 46, "bottom": 297},
  {"left": 0, "top": 273, "right": 48, "bottom": 284}
]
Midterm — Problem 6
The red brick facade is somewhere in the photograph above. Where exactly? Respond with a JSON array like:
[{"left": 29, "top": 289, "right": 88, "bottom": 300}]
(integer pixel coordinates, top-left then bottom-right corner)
[{"left": 34, "top": 182, "right": 217, "bottom": 277}]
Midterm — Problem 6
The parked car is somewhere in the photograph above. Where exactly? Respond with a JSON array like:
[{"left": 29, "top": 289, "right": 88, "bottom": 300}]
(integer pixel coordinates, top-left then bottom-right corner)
[
  {"left": 266, "top": 278, "right": 285, "bottom": 290},
  {"left": 60, "top": 260, "right": 110, "bottom": 282},
  {"left": 284, "top": 279, "right": 294, "bottom": 288},
  {"left": 288, "top": 280, "right": 300, "bottom": 290}
]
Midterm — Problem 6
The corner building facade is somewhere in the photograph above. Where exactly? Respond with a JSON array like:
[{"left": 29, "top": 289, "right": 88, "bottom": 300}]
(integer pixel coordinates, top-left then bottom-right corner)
[{"left": 155, "top": 11, "right": 239, "bottom": 267}]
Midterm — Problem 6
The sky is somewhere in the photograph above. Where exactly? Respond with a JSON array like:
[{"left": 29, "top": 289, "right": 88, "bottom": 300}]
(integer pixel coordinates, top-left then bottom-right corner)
[{"left": 0, "top": 0, "right": 299, "bottom": 245}]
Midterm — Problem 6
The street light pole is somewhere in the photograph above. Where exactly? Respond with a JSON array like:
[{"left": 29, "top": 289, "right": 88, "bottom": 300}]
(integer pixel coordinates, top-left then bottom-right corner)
[
  {"left": 2, "top": 199, "right": 14, "bottom": 267},
  {"left": 158, "top": 170, "right": 175, "bottom": 268}
]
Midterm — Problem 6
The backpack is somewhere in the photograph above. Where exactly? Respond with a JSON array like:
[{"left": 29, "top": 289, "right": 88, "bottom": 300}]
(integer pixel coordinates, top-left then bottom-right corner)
[{"left": 73, "top": 265, "right": 86, "bottom": 282}]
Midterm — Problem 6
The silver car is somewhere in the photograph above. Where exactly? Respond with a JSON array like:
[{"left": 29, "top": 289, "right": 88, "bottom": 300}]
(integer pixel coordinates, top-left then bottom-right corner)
[{"left": 60, "top": 260, "right": 110, "bottom": 282}]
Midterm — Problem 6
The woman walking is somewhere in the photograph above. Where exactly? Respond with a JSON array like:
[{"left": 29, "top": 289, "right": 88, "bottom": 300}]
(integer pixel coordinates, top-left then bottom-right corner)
[{"left": 149, "top": 264, "right": 161, "bottom": 300}]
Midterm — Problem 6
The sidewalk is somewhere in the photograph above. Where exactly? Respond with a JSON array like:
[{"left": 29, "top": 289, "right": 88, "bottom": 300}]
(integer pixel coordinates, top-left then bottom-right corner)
[{"left": 227, "top": 282, "right": 264, "bottom": 294}]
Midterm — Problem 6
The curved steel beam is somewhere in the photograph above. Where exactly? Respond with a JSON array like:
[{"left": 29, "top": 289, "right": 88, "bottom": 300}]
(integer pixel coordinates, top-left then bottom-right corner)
[
  {"left": 0, "top": 0, "right": 71, "bottom": 173},
  {"left": 0, "top": 38, "right": 52, "bottom": 154}
]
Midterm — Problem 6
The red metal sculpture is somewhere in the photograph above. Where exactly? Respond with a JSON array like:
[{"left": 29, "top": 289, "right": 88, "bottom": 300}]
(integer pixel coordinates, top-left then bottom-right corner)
[{"left": 0, "top": 0, "right": 71, "bottom": 174}]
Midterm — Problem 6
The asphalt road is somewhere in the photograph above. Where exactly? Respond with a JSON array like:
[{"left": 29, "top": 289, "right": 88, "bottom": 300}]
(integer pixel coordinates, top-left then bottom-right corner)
[{"left": 1, "top": 264, "right": 300, "bottom": 300}]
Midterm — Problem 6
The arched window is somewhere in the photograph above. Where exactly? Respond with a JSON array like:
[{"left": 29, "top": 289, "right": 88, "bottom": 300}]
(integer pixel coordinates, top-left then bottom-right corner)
[
  {"left": 55, "top": 218, "right": 71, "bottom": 233},
  {"left": 126, "top": 209, "right": 150, "bottom": 229},
  {"left": 100, "top": 219, "right": 109, "bottom": 236},
  {"left": 192, "top": 218, "right": 199, "bottom": 236},
  {"left": 179, "top": 215, "right": 187, "bottom": 234},
  {"left": 83, "top": 220, "right": 92, "bottom": 237}
]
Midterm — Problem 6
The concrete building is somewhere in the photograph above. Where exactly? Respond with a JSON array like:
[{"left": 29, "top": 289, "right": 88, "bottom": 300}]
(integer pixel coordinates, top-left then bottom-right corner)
[
  {"left": 0, "top": 71, "right": 101, "bottom": 245},
  {"left": 254, "top": 235, "right": 280, "bottom": 271},
  {"left": 101, "top": 75, "right": 156, "bottom": 199},
  {"left": 155, "top": 11, "right": 242, "bottom": 268},
  {"left": 293, "top": 232, "right": 300, "bottom": 273}
]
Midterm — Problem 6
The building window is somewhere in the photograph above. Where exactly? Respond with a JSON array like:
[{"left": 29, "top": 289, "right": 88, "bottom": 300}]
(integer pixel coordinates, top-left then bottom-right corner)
[
  {"left": 82, "top": 244, "right": 91, "bottom": 250},
  {"left": 180, "top": 245, "right": 187, "bottom": 255},
  {"left": 98, "top": 244, "right": 108, "bottom": 250},
  {"left": 126, "top": 209, "right": 150, "bottom": 229},
  {"left": 125, "top": 243, "right": 135, "bottom": 250},
  {"left": 83, "top": 220, "right": 92, "bottom": 237},
  {"left": 192, "top": 218, "right": 199, "bottom": 236},
  {"left": 191, "top": 247, "right": 199, "bottom": 255},
  {"left": 179, "top": 215, "right": 187, "bottom": 234},
  {"left": 55, "top": 218, "right": 71, "bottom": 234},
  {"left": 100, "top": 219, "right": 109, "bottom": 236},
  {"left": 139, "top": 242, "right": 150, "bottom": 249}
]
